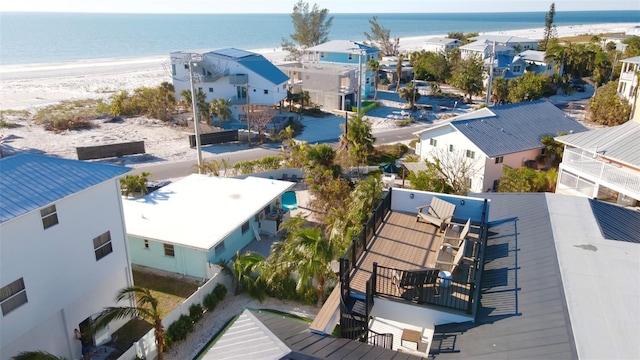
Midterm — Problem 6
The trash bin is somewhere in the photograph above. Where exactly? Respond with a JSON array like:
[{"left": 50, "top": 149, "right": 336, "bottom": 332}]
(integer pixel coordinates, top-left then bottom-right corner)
[{"left": 439, "top": 270, "right": 452, "bottom": 288}]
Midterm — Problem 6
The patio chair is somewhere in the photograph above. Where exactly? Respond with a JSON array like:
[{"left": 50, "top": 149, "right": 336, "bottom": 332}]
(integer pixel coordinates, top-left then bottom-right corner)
[
  {"left": 436, "top": 238, "right": 471, "bottom": 274},
  {"left": 441, "top": 218, "right": 471, "bottom": 248},
  {"left": 290, "top": 174, "right": 298, "bottom": 182},
  {"left": 393, "top": 269, "right": 440, "bottom": 301},
  {"left": 281, "top": 173, "right": 289, "bottom": 181},
  {"left": 416, "top": 197, "right": 456, "bottom": 231}
]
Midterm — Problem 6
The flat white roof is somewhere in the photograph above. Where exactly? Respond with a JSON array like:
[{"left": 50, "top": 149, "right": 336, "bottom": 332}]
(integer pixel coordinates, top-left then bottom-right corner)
[{"left": 123, "top": 175, "right": 294, "bottom": 250}]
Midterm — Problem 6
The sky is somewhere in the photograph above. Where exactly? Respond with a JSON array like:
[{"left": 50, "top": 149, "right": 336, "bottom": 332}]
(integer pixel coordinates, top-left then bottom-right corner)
[{"left": 1, "top": 0, "right": 638, "bottom": 14}]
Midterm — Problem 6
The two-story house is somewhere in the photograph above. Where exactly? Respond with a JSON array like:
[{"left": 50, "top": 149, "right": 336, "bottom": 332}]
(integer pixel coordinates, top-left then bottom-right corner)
[
  {"left": 413, "top": 100, "right": 588, "bottom": 193},
  {"left": 423, "top": 37, "right": 461, "bottom": 54},
  {"left": 470, "top": 34, "right": 538, "bottom": 52},
  {"left": 555, "top": 99, "right": 640, "bottom": 207},
  {"left": 517, "top": 49, "right": 557, "bottom": 77},
  {"left": 617, "top": 55, "right": 640, "bottom": 104},
  {"left": 170, "top": 48, "right": 289, "bottom": 121},
  {"left": 0, "top": 154, "right": 133, "bottom": 359},
  {"left": 277, "top": 40, "right": 379, "bottom": 111},
  {"left": 123, "top": 174, "right": 295, "bottom": 279},
  {"left": 459, "top": 39, "right": 514, "bottom": 61}
]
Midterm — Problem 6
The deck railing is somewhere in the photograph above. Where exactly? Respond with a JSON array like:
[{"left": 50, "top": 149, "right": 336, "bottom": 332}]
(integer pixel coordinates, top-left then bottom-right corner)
[
  {"left": 374, "top": 263, "right": 475, "bottom": 314},
  {"left": 562, "top": 148, "right": 640, "bottom": 196},
  {"left": 368, "top": 330, "right": 394, "bottom": 349}
]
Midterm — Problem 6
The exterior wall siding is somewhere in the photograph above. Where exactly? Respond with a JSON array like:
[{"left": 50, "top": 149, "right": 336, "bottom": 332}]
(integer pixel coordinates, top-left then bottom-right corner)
[
  {"left": 129, "top": 237, "right": 207, "bottom": 279},
  {"left": 0, "top": 180, "right": 131, "bottom": 360},
  {"left": 484, "top": 149, "right": 541, "bottom": 191}
]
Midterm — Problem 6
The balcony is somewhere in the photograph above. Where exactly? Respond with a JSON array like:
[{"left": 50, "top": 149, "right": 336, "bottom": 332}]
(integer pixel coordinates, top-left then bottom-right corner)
[{"left": 560, "top": 148, "right": 640, "bottom": 199}]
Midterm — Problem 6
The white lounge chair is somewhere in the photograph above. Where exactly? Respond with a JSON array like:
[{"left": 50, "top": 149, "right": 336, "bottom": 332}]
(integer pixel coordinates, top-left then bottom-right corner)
[{"left": 416, "top": 197, "right": 456, "bottom": 231}]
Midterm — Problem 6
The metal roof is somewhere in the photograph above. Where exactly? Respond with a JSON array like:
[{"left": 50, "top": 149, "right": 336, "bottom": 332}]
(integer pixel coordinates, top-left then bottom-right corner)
[
  {"left": 589, "top": 199, "right": 640, "bottom": 243},
  {"left": 204, "top": 309, "right": 426, "bottom": 360},
  {"left": 471, "top": 34, "right": 538, "bottom": 43},
  {"left": 0, "top": 154, "right": 130, "bottom": 224},
  {"left": 208, "top": 48, "right": 289, "bottom": 85},
  {"left": 306, "top": 40, "right": 378, "bottom": 55},
  {"left": 555, "top": 120, "right": 640, "bottom": 169},
  {"left": 424, "top": 37, "right": 459, "bottom": 45},
  {"left": 433, "top": 193, "right": 578, "bottom": 359},
  {"left": 459, "top": 40, "right": 512, "bottom": 53},
  {"left": 436, "top": 193, "right": 640, "bottom": 359},
  {"left": 451, "top": 99, "right": 588, "bottom": 157},
  {"left": 620, "top": 55, "right": 640, "bottom": 64},
  {"left": 518, "top": 50, "right": 547, "bottom": 63}
]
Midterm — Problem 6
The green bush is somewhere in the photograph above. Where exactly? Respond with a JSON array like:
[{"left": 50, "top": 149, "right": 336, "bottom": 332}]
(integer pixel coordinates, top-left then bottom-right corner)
[
  {"left": 166, "top": 314, "right": 194, "bottom": 343},
  {"left": 189, "top": 303, "right": 204, "bottom": 323},
  {"left": 203, "top": 284, "right": 227, "bottom": 311},
  {"left": 214, "top": 283, "right": 227, "bottom": 298}
]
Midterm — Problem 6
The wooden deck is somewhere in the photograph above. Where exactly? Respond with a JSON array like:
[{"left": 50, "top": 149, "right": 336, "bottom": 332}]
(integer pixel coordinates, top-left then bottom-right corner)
[
  {"left": 350, "top": 211, "right": 441, "bottom": 294},
  {"left": 309, "top": 284, "right": 341, "bottom": 334}
]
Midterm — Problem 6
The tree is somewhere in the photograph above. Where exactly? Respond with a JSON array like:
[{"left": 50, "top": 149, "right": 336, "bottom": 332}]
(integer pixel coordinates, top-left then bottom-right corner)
[
  {"left": 120, "top": 171, "right": 150, "bottom": 197},
  {"left": 451, "top": 55, "right": 484, "bottom": 103},
  {"left": 398, "top": 82, "right": 421, "bottom": 110},
  {"left": 541, "top": 133, "right": 566, "bottom": 168},
  {"left": 622, "top": 35, "right": 640, "bottom": 58},
  {"left": 407, "top": 169, "right": 454, "bottom": 193},
  {"left": 412, "top": 51, "right": 451, "bottom": 83},
  {"left": 587, "top": 81, "right": 632, "bottom": 126},
  {"left": 281, "top": 1, "right": 333, "bottom": 59},
  {"left": 545, "top": 40, "right": 567, "bottom": 78},
  {"left": 540, "top": 3, "right": 557, "bottom": 51},
  {"left": 367, "top": 59, "right": 381, "bottom": 100},
  {"left": 209, "top": 98, "right": 232, "bottom": 127},
  {"left": 180, "top": 89, "right": 208, "bottom": 123},
  {"left": 267, "top": 224, "right": 336, "bottom": 307},
  {"left": 248, "top": 105, "right": 276, "bottom": 144},
  {"left": 395, "top": 54, "right": 404, "bottom": 91},
  {"left": 340, "top": 114, "right": 375, "bottom": 171},
  {"left": 427, "top": 147, "right": 479, "bottom": 194},
  {"left": 92, "top": 287, "right": 166, "bottom": 360},
  {"left": 497, "top": 166, "right": 557, "bottom": 193},
  {"left": 196, "top": 159, "right": 221, "bottom": 176},
  {"left": 491, "top": 77, "right": 510, "bottom": 105},
  {"left": 219, "top": 251, "right": 267, "bottom": 299},
  {"left": 364, "top": 16, "right": 400, "bottom": 56},
  {"left": 507, "top": 72, "right": 551, "bottom": 103}
]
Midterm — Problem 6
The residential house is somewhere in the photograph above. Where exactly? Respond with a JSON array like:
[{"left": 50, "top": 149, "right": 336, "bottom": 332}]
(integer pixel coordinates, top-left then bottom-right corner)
[
  {"left": 123, "top": 174, "right": 295, "bottom": 279},
  {"left": 470, "top": 34, "right": 538, "bottom": 51},
  {"left": 555, "top": 112, "right": 640, "bottom": 206},
  {"left": 600, "top": 34, "right": 634, "bottom": 53},
  {"left": 413, "top": 100, "right": 588, "bottom": 193},
  {"left": 0, "top": 154, "right": 133, "bottom": 360},
  {"left": 517, "top": 49, "right": 557, "bottom": 77},
  {"left": 277, "top": 40, "right": 379, "bottom": 111},
  {"left": 307, "top": 189, "right": 639, "bottom": 358},
  {"left": 423, "top": 37, "right": 461, "bottom": 54},
  {"left": 617, "top": 55, "right": 640, "bottom": 104},
  {"left": 459, "top": 39, "right": 514, "bottom": 61},
  {"left": 170, "top": 48, "right": 289, "bottom": 121}
]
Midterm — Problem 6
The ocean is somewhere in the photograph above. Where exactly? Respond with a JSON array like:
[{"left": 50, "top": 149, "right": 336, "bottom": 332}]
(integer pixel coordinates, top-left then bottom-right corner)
[{"left": 1, "top": 11, "right": 639, "bottom": 66}]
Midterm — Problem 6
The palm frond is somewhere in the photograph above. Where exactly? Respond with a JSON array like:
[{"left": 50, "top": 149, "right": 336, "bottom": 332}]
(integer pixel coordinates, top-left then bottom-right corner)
[{"left": 12, "top": 351, "right": 67, "bottom": 360}]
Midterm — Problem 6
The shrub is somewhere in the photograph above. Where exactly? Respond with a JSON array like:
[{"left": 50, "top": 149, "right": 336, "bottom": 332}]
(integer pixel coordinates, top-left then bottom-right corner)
[
  {"left": 203, "top": 284, "right": 227, "bottom": 311},
  {"left": 0, "top": 119, "right": 19, "bottom": 129},
  {"left": 189, "top": 303, "right": 204, "bottom": 323},
  {"left": 395, "top": 117, "right": 416, "bottom": 127},
  {"left": 166, "top": 314, "right": 194, "bottom": 344}
]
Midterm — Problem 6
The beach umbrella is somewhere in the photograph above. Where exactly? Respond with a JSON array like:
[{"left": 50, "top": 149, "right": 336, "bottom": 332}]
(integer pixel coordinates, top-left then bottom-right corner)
[{"left": 379, "top": 162, "right": 399, "bottom": 174}]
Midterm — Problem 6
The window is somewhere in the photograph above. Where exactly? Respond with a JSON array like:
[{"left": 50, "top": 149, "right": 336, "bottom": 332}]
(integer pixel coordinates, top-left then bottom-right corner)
[
  {"left": 171, "top": 64, "right": 176, "bottom": 76},
  {"left": 513, "top": 65, "right": 522, "bottom": 73},
  {"left": 430, "top": 138, "right": 438, "bottom": 147},
  {"left": 264, "top": 89, "right": 268, "bottom": 95},
  {"left": 449, "top": 144, "right": 455, "bottom": 152},
  {"left": 215, "top": 241, "right": 225, "bottom": 254},
  {"left": 144, "top": 239, "right": 149, "bottom": 249},
  {"left": 466, "top": 178, "right": 473, "bottom": 188},
  {"left": 466, "top": 150, "right": 475, "bottom": 159},
  {"left": 93, "top": 231, "right": 113, "bottom": 261},
  {"left": 241, "top": 221, "right": 250, "bottom": 234},
  {"left": 164, "top": 244, "right": 175, "bottom": 257},
  {"left": 184, "top": 64, "right": 189, "bottom": 69},
  {"left": 320, "top": 52, "right": 325, "bottom": 58},
  {"left": 209, "top": 88, "right": 213, "bottom": 93},
  {"left": 40, "top": 204, "right": 58, "bottom": 229},
  {"left": 495, "top": 156, "right": 504, "bottom": 164},
  {"left": 1, "top": 278, "right": 28, "bottom": 316},
  {"left": 348, "top": 54, "right": 353, "bottom": 60}
]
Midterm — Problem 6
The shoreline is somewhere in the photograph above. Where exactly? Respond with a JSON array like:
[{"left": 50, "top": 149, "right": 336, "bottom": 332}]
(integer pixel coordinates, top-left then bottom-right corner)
[{"left": 1, "top": 22, "right": 638, "bottom": 111}]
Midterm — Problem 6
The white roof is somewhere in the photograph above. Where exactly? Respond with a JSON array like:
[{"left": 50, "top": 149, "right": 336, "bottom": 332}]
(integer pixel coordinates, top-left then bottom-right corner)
[
  {"left": 471, "top": 34, "right": 538, "bottom": 43},
  {"left": 123, "top": 175, "right": 294, "bottom": 250}
]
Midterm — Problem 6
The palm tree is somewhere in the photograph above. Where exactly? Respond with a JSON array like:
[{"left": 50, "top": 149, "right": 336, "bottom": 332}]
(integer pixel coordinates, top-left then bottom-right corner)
[
  {"left": 12, "top": 351, "right": 67, "bottom": 360},
  {"left": 367, "top": 59, "right": 381, "bottom": 100},
  {"left": 545, "top": 41, "right": 566, "bottom": 78},
  {"left": 398, "top": 82, "right": 421, "bottom": 110},
  {"left": 92, "top": 286, "right": 166, "bottom": 360},
  {"left": 395, "top": 54, "right": 404, "bottom": 92},
  {"left": 209, "top": 98, "right": 233, "bottom": 127},
  {"left": 341, "top": 114, "right": 375, "bottom": 171},
  {"left": 267, "top": 225, "right": 336, "bottom": 307}
]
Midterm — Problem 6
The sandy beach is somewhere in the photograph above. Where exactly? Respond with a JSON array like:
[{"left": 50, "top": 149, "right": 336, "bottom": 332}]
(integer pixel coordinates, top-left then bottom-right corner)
[{"left": 0, "top": 22, "right": 636, "bottom": 166}]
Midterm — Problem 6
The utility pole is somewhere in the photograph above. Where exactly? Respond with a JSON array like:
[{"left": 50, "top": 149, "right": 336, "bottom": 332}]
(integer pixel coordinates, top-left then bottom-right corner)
[
  {"left": 357, "top": 49, "right": 364, "bottom": 116},
  {"left": 246, "top": 83, "right": 251, "bottom": 146},
  {"left": 485, "top": 41, "right": 495, "bottom": 106},
  {"left": 188, "top": 55, "right": 203, "bottom": 172}
]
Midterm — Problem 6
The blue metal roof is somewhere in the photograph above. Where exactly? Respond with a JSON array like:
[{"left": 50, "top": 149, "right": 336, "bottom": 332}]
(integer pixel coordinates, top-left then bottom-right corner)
[
  {"left": 0, "top": 154, "right": 130, "bottom": 223},
  {"left": 589, "top": 199, "right": 640, "bottom": 243},
  {"left": 452, "top": 100, "right": 589, "bottom": 157},
  {"left": 209, "top": 48, "right": 289, "bottom": 85}
]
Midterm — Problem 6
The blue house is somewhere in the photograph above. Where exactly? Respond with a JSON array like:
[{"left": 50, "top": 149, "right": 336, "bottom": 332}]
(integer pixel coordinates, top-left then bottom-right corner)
[
  {"left": 278, "top": 40, "right": 379, "bottom": 111},
  {"left": 123, "top": 175, "right": 294, "bottom": 279}
]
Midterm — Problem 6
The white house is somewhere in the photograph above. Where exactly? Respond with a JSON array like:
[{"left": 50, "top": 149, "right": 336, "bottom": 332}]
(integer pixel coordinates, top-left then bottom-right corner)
[
  {"left": 170, "top": 48, "right": 289, "bottom": 121},
  {"left": 0, "top": 154, "right": 133, "bottom": 360},
  {"left": 459, "top": 40, "right": 514, "bottom": 61},
  {"left": 617, "top": 55, "right": 640, "bottom": 104},
  {"left": 517, "top": 50, "right": 557, "bottom": 77},
  {"left": 123, "top": 175, "right": 295, "bottom": 280},
  {"left": 413, "top": 100, "right": 588, "bottom": 193},
  {"left": 423, "top": 37, "right": 461, "bottom": 53},
  {"left": 555, "top": 110, "right": 640, "bottom": 207},
  {"left": 470, "top": 34, "right": 538, "bottom": 51}
]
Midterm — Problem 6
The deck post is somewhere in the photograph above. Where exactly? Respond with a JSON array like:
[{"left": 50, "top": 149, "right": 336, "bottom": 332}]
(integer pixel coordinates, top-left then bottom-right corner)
[{"left": 372, "top": 262, "right": 378, "bottom": 296}]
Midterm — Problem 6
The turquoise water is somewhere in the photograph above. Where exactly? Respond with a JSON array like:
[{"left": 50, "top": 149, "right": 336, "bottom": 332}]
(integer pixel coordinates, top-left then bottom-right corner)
[{"left": 1, "top": 11, "right": 638, "bottom": 65}]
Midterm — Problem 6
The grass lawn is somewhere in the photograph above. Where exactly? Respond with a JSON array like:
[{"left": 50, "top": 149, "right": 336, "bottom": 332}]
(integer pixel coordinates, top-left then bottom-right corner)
[{"left": 106, "top": 269, "right": 199, "bottom": 358}]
